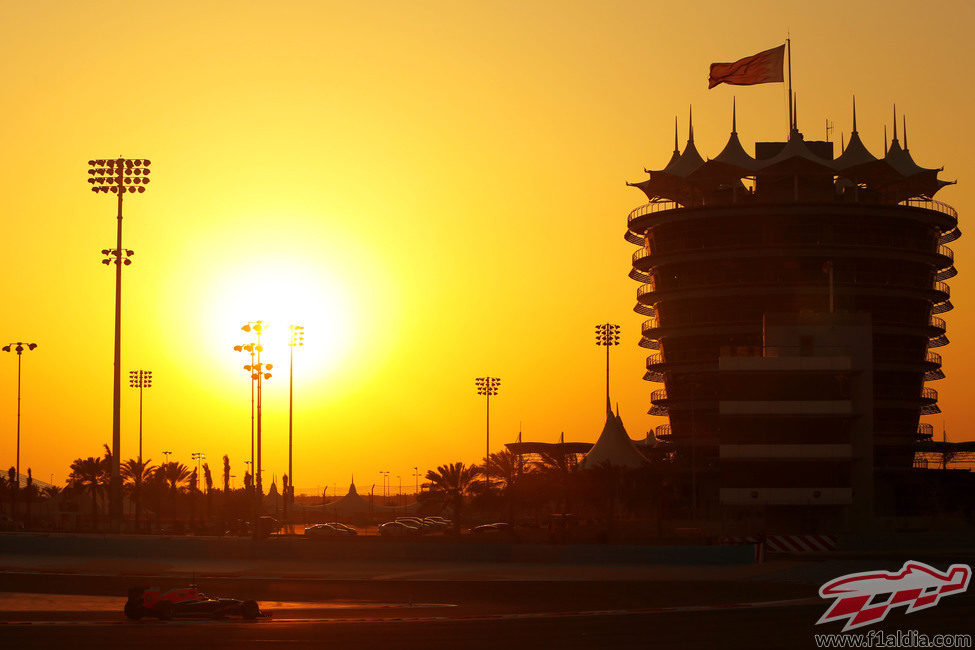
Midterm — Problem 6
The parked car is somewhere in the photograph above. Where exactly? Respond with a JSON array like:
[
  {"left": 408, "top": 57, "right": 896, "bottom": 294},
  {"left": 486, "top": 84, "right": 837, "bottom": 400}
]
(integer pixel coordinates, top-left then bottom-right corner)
[
  {"left": 325, "top": 522, "right": 357, "bottom": 535},
  {"left": 378, "top": 521, "right": 415, "bottom": 537},
  {"left": 304, "top": 523, "right": 346, "bottom": 538},
  {"left": 396, "top": 517, "right": 433, "bottom": 531},
  {"left": 470, "top": 523, "right": 503, "bottom": 536}
]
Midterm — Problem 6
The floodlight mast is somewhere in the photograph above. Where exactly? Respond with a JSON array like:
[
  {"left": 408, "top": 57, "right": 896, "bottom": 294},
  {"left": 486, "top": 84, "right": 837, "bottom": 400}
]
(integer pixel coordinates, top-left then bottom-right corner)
[
  {"left": 287, "top": 324, "right": 304, "bottom": 521},
  {"left": 128, "top": 369, "right": 153, "bottom": 462},
  {"left": 475, "top": 376, "right": 501, "bottom": 466},
  {"left": 88, "top": 157, "right": 151, "bottom": 533},
  {"left": 2, "top": 342, "right": 38, "bottom": 514},
  {"left": 594, "top": 323, "right": 620, "bottom": 404}
]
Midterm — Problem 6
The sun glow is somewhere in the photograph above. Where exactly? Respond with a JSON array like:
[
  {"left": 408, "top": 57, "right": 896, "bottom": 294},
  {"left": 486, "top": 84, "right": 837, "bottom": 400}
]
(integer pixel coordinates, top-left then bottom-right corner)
[{"left": 203, "top": 259, "right": 357, "bottom": 383}]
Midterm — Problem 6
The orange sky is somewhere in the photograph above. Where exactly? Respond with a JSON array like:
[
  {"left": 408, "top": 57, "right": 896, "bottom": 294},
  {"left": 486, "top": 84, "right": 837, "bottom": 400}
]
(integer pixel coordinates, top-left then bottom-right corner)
[{"left": 1, "top": 1, "right": 973, "bottom": 493}]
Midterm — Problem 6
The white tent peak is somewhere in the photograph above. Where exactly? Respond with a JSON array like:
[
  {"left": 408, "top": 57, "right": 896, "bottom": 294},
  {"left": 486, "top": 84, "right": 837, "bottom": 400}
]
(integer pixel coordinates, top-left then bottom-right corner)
[{"left": 580, "top": 404, "right": 648, "bottom": 469}]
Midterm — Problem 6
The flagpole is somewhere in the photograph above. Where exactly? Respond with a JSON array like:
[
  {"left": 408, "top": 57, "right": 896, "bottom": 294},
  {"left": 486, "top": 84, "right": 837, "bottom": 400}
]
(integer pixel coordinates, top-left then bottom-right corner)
[{"left": 787, "top": 37, "right": 793, "bottom": 133}]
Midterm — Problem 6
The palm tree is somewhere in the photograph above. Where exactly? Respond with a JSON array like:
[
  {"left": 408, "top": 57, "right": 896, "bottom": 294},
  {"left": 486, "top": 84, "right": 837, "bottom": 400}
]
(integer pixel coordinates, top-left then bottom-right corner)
[
  {"left": 69, "top": 457, "right": 106, "bottom": 530},
  {"left": 7, "top": 467, "right": 16, "bottom": 522},
  {"left": 222, "top": 455, "right": 231, "bottom": 493},
  {"left": 41, "top": 485, "right": 63, "bottom": 500},
  {"left": 156, "top": 462, "right": 191, "bottom": 496},
  {"left": 534, "top": 448, "right": 576, "bottom": 514},
  {"left": 481, "top": 450, "right": 524, "bottom": 523},
  {"left": 203, "top": 463, "right": 213, "bottom": 521},
  {"left": 24, "top": 468, "right": 35, "bottom": 527},
  {"left": 424, "top": 462, "right": 482, "bottom": 534},
  {"left": 122, "top": 457, "right": 155, "bottom": 533},
  {"left": 143, "top": 471, "right": 169, "bottom": 532}
]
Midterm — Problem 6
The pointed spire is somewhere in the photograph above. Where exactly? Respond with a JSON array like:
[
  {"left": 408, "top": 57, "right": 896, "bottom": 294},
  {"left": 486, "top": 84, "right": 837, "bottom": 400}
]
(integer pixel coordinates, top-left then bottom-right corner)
[
  {"left": 673, "top": 115, "right": 679, "bottom": 153},
  {"left": 731, "top": 97, "right": 737, "bottom": 133},
  {"left": 852, "top": 95, "right": 858, "bottom": 133},
  {"left": 884, "top": 125, "right": 888, "bottom": 155},
  {"left": 903, "top": 114, "right": 908, "bottom": 150},
  {"left": 615, "top": 402, "right": 620, "bottom": 418},
  {"left": 688, "top": 105, "right": 694, "bottom": 144},
  {"left": 841, "top": 132, "right": 845, "bottom": 153},
  {"left": 606, "top": 395, "right": 612, "bottom": 415},
  {"left": 893, "top": 104, "right": 898, "bottom": 140}
]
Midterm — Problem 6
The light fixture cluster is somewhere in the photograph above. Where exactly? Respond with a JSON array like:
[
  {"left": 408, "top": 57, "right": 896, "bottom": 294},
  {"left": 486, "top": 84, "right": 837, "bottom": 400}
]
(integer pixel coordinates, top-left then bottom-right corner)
[
  {"left": 289, "top": 324, "right": 304, "bottom": 347},
  {"left": 128, "top": 369, "right": 153, "bottom": 389},
  {"left": 475, "top": 376, "right": 501, "bottom": 396},
  {"left": 244, "top": 362, "right": 273, "bottom": 380},
  {"left": 2, "top": 342, "right": 38, "bottom": 354},
  {"left": 87, "top": 158, "right": 151, "bottom": 194},
  {"left": 595, "top": 323, "right": 621, "bottom": 347},
  {"left": 101, "top": 248, "right": 134, "bottom": 266}
]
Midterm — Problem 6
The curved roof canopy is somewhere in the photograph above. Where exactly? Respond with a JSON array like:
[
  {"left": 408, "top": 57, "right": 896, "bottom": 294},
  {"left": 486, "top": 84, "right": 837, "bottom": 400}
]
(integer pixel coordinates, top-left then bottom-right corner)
[{"left": 628, "top": 101, "right": 951, "bottom": 206}]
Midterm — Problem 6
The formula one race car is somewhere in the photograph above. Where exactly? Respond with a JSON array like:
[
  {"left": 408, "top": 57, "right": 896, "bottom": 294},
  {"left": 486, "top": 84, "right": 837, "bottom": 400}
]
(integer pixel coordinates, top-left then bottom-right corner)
[{"left": 124, "top": 586, "right": 264, "bottom": 620}]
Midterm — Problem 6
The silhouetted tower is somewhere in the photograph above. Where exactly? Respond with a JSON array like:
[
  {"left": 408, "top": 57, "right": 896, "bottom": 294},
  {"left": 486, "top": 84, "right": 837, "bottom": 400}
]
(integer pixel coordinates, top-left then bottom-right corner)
[{"left": 626, "top": 102, "right": 956, "bottom": 521}]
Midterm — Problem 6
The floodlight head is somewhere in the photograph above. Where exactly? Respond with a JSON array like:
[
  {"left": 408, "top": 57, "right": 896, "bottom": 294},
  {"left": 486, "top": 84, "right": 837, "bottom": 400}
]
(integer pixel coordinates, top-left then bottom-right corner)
[
  {"left": 241, "top": 324, "right": 251, "bottom": 332},
  {"left": 1, "top": 345, "right": 9, "bottom": 352},
  {"left": 265, "top": 364, "right": 273, "bottom": 370},
  {"left": 233, "top": 345, "right": 243, "bottom": 352},
  {"left": 263, "top": 373, "right": 271, "bottom": 379},
  {"left": 101, "top": 259, "right": 111, "bottom": 265}
]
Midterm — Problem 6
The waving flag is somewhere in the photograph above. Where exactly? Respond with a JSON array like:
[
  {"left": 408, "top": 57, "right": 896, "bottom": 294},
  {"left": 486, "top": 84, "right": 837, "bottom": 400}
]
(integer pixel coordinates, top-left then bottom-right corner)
[{"left": 708, "top": 45, "right": 785, "bottom": 89}]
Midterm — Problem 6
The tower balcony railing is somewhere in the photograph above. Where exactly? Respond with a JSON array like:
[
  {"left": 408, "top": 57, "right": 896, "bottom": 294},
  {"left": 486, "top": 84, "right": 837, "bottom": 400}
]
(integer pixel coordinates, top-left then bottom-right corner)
[
  {"left": 628, "top": 267, "right": 653, "bottom": 283},
  {"left": 637, "top": 279, "right": 656, "bottom": 297},
  {"left": 644, "top": 347, "right": 939, "bottom": 370},
  {"left": 630, "top": 233, "right": 950, "bottom": 269},
  {"left": 641, "top": 316, "right": 659, "bottom": 335},
  {"left": 627, "top": 200, "right": 681, "bottom": 226},
  {"left": 931, "top": 299, "right": 953, "bottom": 315},
  {"left": 899, "top": 197, "right": 958, "bottom": 221},
  {"left": 639, "top": 337, "right": 661, "bottom": 350},
  {"left": 632, "top": 270, "right": 947, "bottom": 296},
  {"left": 650, "top": 388, "right": 668, "bottom": 403},
  {"left": 940, "top": 227, "right": 961, "bottom": 245},
  {"left": 655, "top": 424, "right": 672, "bottom": 439},
  {"left": 938, "top": 245, "right": 954, "bottom": 264},
  {"left": 633, "top": 302, "right": 655, "bottom": 317},
  {"left": 917, "top": 423, "right": 935, "bottom": 440},
  {"left": 921, "top": 387, "right": 938, "bottom": 402},
  {"left": 642, "top": 311, "right": 942, "bottom": 334}
]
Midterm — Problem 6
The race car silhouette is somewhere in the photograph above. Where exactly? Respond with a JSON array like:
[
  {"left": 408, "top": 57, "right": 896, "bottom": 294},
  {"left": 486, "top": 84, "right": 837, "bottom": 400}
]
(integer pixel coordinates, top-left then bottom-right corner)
[{"left": 124, "top": 586, "right": 264, "bottom": 620}]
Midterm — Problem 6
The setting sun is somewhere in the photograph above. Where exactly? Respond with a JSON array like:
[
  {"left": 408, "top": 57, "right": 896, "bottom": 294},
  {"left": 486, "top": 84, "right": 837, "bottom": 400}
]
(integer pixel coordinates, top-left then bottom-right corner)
[{"left": 204, "top": 259, "right": 358, "bottom": 381}]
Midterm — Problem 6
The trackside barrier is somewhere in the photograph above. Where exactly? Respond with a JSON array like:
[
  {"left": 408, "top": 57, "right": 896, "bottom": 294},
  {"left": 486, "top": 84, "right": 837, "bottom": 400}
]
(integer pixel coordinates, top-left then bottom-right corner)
[
  {"left": 718, "top": 534, "right": 837, "bottom": 561},
  {"left": 0, "top": 534, "right": 757, "bottom": 566}
]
